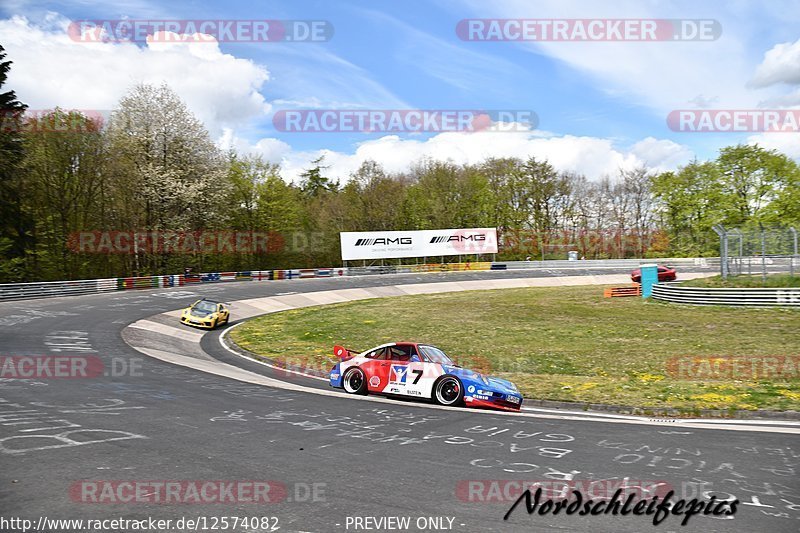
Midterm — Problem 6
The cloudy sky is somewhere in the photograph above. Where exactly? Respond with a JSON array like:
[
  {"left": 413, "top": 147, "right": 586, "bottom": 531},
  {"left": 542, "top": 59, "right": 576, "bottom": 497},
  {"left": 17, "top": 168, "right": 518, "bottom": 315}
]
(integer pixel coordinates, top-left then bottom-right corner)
[{"left": 1, "top": 0, "right": 798, "bottom": 181}]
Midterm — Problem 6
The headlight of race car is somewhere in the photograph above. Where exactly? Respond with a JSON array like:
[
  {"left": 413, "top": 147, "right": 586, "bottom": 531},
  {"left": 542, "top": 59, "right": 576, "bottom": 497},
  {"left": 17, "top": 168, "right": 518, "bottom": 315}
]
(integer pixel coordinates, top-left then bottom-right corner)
[{"left": 479, "top": 374, "right": 490, "bottom": 386}]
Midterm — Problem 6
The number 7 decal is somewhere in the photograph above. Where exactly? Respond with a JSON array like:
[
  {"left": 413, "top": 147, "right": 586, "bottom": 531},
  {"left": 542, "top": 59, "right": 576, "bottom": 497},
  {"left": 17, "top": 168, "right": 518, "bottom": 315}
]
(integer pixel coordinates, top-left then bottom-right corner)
[{"left": 412, "top": 369, "right": 423, "bottom": 385}]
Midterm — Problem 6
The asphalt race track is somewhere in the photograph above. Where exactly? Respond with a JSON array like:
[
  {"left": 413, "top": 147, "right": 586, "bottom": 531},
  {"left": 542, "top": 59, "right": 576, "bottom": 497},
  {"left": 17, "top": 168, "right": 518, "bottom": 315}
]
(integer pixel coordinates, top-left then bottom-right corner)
[{"left": 1, "top": 267, "right": 798, "bottom": 533}]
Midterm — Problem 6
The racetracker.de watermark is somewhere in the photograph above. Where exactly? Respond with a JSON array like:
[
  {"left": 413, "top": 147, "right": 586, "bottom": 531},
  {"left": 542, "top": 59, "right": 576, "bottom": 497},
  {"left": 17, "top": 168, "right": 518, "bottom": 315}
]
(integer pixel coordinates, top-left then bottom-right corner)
[
  {"left": 70, "top": 480, "right": 285, "bottom": 504},
  {"left": 69, "top": 480, "right": 326, "bottom": 504},
  {"left": 667, "top": 109, "right": 800, "bottom": 132},
  {"left": 0, "top": 109, "right": 108, "bottom": 133},
  {"left": 666, "top": 355, "right": 799, "bottom": 380},
  {"left": 0, "top": 355, "right": 142, "bottom": 379},
  {"left": 272, "top": 110, "right": 538, "bottom": 133},
  {"left": 273, "top": 353, "right": 493, "bottom": 381},
  {"left": 68, "top": 19, "right": 333, "bottom": 42},
  {"left": 68, "top": 231, "right": 288, "bottom": 254},
  {"left": 456, "top": 19, "right": 721, "bottom": 41},
  {"left": 457, "top": 479, "right": 673, "bottom": 503}
]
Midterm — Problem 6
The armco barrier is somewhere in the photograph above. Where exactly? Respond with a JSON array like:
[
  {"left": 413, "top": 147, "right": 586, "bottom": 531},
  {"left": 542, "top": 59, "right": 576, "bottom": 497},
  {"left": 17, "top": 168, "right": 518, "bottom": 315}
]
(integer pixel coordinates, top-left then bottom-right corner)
[
  {"left": 0, "top": 268, "right": 348, "bottom": 302},
  {"left": 501, "top": 258, "right": 718, "bottom": 270},
  {"left": 0, "top": 259, "right": 713, "bottom": 302},
  {"left": 345, "top": 263, "right": 495, "bottom": 276},
  {"left": 652, "top": 284, "right": 800, "bottom": 307},
  {"left": 0, "top": 278, "right": 119, "bottom": 301},
  {"left": 117, "top": 275, "right": 176, "bottom": 290}
]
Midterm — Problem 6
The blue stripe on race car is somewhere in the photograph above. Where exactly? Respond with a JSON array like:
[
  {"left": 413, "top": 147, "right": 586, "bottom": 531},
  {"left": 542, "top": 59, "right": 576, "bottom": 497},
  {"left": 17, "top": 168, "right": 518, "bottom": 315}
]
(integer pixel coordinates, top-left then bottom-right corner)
[{"left": 329, "top": 363, "right": 343, "bottom": 388}]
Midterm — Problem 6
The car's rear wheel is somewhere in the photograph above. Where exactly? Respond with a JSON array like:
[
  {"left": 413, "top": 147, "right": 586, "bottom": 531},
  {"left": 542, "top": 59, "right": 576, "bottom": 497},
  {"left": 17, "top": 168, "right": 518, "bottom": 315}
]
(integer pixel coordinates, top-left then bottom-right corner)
[
  {"left": 434, "top": 376, "right": 464, "bottom": 406},
  {"left": 342, "top": 367, "right": 368, "bottom": 395}
]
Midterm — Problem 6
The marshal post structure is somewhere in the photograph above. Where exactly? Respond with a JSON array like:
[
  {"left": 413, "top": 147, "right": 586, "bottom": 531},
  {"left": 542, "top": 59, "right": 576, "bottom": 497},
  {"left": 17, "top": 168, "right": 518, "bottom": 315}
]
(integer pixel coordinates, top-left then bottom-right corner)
[{"left": 340, "top": 228, "right": 498, "bottom": 261}]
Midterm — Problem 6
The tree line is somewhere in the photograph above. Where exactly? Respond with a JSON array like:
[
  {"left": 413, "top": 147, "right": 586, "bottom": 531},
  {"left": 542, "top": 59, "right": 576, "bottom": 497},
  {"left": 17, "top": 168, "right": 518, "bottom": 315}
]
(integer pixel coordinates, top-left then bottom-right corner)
[{"left": 1, "top": 46, "right": 798, "bottom": 282}]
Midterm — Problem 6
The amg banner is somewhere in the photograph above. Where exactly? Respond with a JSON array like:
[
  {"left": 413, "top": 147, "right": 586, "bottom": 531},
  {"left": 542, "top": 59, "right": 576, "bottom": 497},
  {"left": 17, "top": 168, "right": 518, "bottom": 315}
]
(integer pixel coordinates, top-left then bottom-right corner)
[{"left": 340, "top": 228, "right": 498, "bottom": 261}]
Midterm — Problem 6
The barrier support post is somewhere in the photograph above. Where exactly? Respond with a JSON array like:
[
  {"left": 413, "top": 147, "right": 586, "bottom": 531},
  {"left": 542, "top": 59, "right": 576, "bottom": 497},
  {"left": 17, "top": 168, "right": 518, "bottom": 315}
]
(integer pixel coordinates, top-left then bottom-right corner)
[{"left": 640, "top": 263, "right": 658, "bottom": 298}]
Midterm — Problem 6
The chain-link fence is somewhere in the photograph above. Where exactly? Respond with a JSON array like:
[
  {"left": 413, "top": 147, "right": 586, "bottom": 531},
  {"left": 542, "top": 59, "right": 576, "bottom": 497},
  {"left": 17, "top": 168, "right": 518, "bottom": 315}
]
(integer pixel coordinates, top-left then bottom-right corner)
[{"left": 713, "top": 225, "right": 798, "bottom": 280}]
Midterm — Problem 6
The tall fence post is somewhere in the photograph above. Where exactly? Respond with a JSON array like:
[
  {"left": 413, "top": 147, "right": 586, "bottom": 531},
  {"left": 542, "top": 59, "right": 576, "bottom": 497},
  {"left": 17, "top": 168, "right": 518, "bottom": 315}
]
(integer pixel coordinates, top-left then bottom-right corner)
[
  {"left": 790, "top": 227, "right": 798, "bottom": 277},
  {"left": 761, "top": 230, "right": 767, "bottom": 283},
  {"left": 730, "top": 228, "right": 743, "bottom": 276},
  {"left": 713, "top": 225, "right": 728, "bottom": 280}
]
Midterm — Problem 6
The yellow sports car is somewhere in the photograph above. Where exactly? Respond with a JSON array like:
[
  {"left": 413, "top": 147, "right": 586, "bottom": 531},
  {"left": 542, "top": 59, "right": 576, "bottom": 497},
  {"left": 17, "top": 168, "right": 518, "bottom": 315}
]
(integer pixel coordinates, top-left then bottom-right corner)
[{"left": 180, "top": 298, "right": 230, "bottom": 329}]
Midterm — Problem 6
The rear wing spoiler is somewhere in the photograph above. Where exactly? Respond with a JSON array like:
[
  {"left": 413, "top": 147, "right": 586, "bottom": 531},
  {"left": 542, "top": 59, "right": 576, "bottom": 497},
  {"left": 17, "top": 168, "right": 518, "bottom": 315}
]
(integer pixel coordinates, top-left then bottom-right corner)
[{"left": 333, "top": 345, "right": 360, "bottom": 361}]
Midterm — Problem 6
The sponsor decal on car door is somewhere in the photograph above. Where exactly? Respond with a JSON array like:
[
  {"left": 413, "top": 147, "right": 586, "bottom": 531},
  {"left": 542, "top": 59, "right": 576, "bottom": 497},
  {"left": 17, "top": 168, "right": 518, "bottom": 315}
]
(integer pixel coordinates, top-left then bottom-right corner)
[
  {"left": 364, "top": 359, "right": 390, "bottom": 392},
  {"left": 406, "top": 361, "right": 441, "bottom": 398},
  {"left": 384, "top": 363, "right": 410, "bottom": 395}
]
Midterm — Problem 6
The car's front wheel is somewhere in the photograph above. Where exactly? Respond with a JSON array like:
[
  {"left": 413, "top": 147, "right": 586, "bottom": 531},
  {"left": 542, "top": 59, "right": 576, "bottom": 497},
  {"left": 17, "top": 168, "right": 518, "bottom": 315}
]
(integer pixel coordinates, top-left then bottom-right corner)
[
  {"left": 433, "top": 376, "right": 464, "bottom": 406},
  {"left": 342, "top": 367, "right": 368, "bottom": 395}
]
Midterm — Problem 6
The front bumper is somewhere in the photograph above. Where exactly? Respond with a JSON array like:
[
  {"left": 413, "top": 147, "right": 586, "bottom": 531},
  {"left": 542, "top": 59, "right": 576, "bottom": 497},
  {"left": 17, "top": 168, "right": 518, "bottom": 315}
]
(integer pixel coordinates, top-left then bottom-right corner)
[
  {"left": 180, "top": 315, "right": 216, "bottom": 329},
  {"left": 464, "top": 390, "right": 523, "bottom": 411}
]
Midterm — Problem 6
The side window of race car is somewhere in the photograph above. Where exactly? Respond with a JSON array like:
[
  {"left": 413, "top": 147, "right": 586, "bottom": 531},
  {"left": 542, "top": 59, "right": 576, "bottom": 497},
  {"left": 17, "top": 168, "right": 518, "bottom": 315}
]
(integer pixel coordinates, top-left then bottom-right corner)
[
  {"left": 388, "top": 345, "right": 415, "bottom": 362},
  {"left": 365, "top": 348, "right": 388, "bottom": 360}
]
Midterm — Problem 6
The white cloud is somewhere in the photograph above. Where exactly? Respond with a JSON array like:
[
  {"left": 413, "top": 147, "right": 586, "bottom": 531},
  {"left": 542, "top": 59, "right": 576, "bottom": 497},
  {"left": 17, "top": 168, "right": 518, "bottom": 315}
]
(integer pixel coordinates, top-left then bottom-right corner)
[
  {"left": 747, "top": 132, "right": 800, "bottom": 159},
  {"left": 629, "top": 137, "right": 695, "bottom": 170},
  {"left": 757, "top": 90, "right": 800, "bottom": 107},
  {"left": 219, "top": 128, "right": 292, "bottom": 162},
  {"left": 244, "top": 128, "right": 695, "bottom": 182},
  {"left": 262, "top": 46, "right": 410, "bottom": 111},
  {"left": 751, "top": 38, "right": 800, "bottom": 88},
  {"left": 0, "top": 15, "right": 270, "bottom": 136},
  {"left": 361, "top": 10, "right": 520, "bottom": 95},
  {"left": 457, "top": 0, "right": 765, "bottom": 111}
]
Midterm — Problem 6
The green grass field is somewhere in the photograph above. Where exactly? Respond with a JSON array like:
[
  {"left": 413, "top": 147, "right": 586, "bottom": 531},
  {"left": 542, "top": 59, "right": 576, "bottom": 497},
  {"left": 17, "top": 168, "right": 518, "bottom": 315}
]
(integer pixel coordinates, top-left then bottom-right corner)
[{"left": 230, "top": 285, "right": 800, "bottom": 414}]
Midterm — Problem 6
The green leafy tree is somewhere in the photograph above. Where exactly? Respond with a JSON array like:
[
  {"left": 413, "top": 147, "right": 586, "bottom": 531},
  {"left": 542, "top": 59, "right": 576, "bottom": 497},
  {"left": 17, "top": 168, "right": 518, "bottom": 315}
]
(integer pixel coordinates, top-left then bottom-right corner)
[
  {"left": 0, "top": 44, "right": 29, "bottom": 281},
  {"left": 652, "top": 160, "right": 723, "bottom": 255},
  {"left": 23, "top": 109, "right": 106, "bottom": 279},
  {"left": 106, "top": 83, "right": 227, "bottom": 274},
  {"left": 300, "top": 155, "right": 335, "bottom": 198},
  {"left": 716, "top": 144, "right": 789, "bottom": 227}
]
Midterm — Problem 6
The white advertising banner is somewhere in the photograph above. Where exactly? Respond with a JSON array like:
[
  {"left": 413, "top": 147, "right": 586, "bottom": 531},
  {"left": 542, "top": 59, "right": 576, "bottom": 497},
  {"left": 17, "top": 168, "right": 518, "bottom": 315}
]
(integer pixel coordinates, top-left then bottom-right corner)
[{"left": 340, "top": 228, "right": 498, "bottom": 261}]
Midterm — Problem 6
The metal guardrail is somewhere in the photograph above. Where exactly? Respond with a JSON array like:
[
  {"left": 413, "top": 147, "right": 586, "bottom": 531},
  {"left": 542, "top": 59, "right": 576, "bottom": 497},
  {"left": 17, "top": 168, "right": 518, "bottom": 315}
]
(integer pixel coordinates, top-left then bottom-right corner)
[
  {"left": 345, "top": 258, "right": 716, "bottom": 276},
  {"left": 501, "top": 258, "right": 716, "bottom": 270},
  {"left": 0, "top": 269, "right": 347, "bottom": 302},
  {"left": 0, "top": 258, "right": 718, "bottom": 302},
  {"left": 652, "top": 284, "right": 800, "bottom": 307},
  {"left": 0, "top": 278, "right": 119, "bottom": 302}
]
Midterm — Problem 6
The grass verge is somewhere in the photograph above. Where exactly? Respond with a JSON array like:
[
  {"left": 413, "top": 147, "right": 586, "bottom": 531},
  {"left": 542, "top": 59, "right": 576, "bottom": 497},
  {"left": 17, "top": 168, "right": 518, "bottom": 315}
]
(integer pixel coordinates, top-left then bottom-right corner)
[{"left": 230, "top": 285, "right": 799, "bottom": 413}]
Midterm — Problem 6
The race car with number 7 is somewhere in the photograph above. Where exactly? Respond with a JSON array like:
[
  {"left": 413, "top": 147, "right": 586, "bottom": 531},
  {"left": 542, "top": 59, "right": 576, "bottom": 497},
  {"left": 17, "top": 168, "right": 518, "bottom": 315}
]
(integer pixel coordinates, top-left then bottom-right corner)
[{"left": 329, "top": 342, "right": 522, "bottom": 411}]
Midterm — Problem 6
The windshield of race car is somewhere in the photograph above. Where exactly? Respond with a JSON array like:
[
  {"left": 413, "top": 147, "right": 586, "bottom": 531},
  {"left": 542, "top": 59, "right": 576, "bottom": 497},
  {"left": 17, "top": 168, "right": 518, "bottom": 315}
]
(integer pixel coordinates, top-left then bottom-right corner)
[
  {"left": 419, "top": 345, "right": 453, "bottom": 365},
  {"left": 193, "top": 300, "right": 217, "bottom": 313}
]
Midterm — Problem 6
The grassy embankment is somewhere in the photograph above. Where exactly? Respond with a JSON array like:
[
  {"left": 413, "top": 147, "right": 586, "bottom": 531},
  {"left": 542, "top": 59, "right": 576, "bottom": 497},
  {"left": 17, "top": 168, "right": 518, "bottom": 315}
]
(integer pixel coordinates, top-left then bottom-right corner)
[{"left": 230, "top": 285, "right": 799, "bottom": 414}]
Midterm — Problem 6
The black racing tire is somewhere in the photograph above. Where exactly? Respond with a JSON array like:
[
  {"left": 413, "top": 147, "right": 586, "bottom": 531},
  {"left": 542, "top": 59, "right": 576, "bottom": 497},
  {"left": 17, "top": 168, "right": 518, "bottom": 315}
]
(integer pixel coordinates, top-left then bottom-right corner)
[
  {"left": 342, "top": 367, "right": 368, "bottom": 395},
  {"left": 433, "top": 375, "right": 464, "bottom": 406}
]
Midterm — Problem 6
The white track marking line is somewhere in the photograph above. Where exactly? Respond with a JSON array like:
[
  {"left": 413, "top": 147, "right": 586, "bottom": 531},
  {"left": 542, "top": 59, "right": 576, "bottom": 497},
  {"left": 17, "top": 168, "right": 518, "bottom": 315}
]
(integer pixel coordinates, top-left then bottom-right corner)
[
  {"left": 128, "top": 319, "right": 204, "bottom": 342},
  {"left": 219, "top": 321, "right": 328, "bottom": 382}
]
